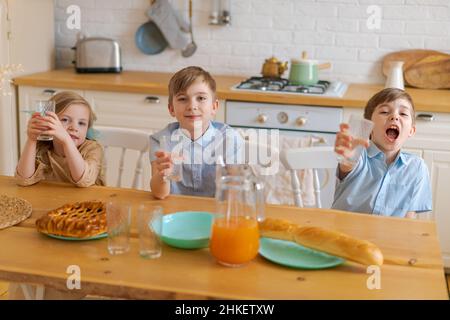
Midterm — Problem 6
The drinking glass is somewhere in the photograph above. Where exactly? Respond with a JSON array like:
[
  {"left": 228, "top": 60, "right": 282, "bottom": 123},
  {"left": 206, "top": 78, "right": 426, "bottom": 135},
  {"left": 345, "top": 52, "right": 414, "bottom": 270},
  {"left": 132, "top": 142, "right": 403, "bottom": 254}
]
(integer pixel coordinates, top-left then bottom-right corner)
[
  {"left": 106, "top": 199, "right": 131, "bottom": 255},
  {"left": 35, "top": 100, "right": 55, "bottom": 141},
  {"left": 336, "top": 114, "right": 374, "bottom": 166},
  {"left": 137, "top": 203, "right": 163, "bottom": 259},
  {"left": 160, "top": 136, "right": 183, "bottom": 182}
]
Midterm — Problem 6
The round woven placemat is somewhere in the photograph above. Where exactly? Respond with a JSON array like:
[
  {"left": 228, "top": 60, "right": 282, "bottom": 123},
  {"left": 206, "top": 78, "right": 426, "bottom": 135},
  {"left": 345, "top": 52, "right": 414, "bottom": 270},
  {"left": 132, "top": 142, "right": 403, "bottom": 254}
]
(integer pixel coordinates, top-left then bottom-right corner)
[{"left": 0, "top": 194, "right": 32, "bottom": 229}]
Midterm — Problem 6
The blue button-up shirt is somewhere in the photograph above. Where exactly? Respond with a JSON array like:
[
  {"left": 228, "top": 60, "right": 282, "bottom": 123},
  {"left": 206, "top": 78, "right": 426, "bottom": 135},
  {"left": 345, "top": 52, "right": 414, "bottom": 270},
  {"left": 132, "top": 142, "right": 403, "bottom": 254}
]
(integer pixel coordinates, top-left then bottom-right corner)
[
  {"left": 332, "top": 141, "right": 432, "bottom": 217},
  {"left": 150, "top": 121, "right": 243, "bottom": 197}
]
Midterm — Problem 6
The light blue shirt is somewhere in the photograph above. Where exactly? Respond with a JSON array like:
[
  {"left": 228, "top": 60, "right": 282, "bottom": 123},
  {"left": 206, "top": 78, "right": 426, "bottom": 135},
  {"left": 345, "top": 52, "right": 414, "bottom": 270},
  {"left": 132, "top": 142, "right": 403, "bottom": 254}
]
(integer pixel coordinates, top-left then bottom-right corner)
[
  {"left": 332, "top": 141, "right": 432, "bottom": 217},
  {"left": 150, "top": 121, "right": 243, "bottom": 197}
]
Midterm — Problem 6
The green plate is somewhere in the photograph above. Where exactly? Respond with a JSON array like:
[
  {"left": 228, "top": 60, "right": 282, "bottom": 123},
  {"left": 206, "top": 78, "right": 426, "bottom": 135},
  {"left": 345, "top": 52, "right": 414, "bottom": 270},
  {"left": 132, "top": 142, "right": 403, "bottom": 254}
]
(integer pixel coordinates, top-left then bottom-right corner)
[
  {"left": 160, "top": 211, "right": 214, "bottom": 249},
  {"left": 46, "top": 233, "right": 108, "bottom": 241},
  {"left": 259, "top": 237, "right": 345, "bottom": 269}
]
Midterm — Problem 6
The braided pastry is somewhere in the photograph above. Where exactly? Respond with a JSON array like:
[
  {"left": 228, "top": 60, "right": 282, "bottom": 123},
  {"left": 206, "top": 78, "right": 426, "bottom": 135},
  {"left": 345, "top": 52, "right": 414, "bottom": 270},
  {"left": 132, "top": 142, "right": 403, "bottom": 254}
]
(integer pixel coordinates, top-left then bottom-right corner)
[{"left": 36, "top": 201, "right": 106, "bottom": 238}]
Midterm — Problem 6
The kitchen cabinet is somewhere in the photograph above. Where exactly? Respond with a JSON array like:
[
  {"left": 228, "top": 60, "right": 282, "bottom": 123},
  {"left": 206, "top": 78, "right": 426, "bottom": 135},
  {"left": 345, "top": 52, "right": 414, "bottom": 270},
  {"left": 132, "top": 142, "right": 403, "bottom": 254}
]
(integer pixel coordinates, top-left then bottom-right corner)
[
  {"left": 84, "top": 91, "right": 172, "bottom": 131},
  {"left": 423, "top": 150, "right": 450, "bottom": 269},
  {"left": 344, "top": 107, "right": 450, "bottom": 271}
]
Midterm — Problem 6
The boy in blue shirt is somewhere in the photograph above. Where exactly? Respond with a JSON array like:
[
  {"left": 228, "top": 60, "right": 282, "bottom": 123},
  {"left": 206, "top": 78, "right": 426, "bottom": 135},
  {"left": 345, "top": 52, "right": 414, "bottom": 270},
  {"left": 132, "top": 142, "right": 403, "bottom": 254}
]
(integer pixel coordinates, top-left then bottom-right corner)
[
  {"left": 149, "top": 66, "right": 242, "bottom": 199},
  {"left": 332, "top": 88, "right": 432, "bottom": 218}
]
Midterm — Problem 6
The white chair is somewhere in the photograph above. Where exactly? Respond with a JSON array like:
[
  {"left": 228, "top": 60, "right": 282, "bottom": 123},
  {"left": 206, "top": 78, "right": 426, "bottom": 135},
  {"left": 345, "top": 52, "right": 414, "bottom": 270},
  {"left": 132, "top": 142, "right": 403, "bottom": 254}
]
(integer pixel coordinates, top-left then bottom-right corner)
[
  {"left": 280, "top": 146, "right": 337, "bottom": 208},
  {"left": 95, "top": 126, "right": 151, "bottom": 189}
]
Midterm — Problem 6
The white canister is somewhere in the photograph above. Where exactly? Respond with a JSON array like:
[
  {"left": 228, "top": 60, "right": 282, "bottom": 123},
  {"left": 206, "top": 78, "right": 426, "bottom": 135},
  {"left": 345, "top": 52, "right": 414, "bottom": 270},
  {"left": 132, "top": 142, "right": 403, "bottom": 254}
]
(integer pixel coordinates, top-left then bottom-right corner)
[{"left": 385, "top": 61, "right": 405, "bottom": 90}]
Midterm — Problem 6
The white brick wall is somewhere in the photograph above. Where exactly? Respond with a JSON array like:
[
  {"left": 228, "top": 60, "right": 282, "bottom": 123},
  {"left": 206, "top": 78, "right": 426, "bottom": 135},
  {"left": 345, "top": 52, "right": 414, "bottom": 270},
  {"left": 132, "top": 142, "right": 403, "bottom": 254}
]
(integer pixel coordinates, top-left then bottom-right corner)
[{"left": 55, "top": 0, "right": 450, "bottom": 84}]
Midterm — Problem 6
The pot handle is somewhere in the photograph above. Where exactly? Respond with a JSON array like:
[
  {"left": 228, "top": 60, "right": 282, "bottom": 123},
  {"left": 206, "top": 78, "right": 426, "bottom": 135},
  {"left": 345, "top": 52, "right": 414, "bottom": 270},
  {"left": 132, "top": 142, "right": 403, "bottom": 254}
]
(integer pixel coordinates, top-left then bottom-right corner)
[{"left": 318, "top": 62, "right": 331, "bottom": 70}]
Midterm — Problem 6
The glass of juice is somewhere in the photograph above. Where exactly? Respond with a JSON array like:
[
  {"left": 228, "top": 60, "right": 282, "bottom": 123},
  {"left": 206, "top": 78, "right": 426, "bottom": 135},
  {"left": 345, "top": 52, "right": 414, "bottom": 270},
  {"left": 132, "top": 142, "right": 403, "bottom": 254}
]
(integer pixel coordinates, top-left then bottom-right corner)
[{"left": 210, "top": 174, "right": 261, "bottom": 267}]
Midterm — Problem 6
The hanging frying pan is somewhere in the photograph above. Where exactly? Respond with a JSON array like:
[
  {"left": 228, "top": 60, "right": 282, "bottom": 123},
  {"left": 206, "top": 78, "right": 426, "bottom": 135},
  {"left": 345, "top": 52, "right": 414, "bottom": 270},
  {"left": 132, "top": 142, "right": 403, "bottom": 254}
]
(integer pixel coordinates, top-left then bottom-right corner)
[{"left": 135, "top": 1, "right": 168, "bottom": 55}]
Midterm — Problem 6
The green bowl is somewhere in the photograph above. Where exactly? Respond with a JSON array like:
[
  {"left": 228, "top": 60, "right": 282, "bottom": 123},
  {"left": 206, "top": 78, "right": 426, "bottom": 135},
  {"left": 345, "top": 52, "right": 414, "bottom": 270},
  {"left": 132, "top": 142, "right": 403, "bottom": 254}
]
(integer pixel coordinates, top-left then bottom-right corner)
[{"left": 161, "top": 211, "right": 214, "bottom": 249}]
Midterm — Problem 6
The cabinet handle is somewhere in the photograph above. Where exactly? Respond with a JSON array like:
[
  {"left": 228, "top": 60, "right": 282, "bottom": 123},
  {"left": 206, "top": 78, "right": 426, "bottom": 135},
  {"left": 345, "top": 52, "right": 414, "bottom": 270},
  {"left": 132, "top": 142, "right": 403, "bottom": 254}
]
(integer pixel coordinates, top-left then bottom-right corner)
[
  {"left": 145, "top": 96, "right": 160, "bottom": 104},
  {"left": 42, "top": 89, "right": 56, "bottom": 96},
  {"left": 416, "top": 113, "right": 434, "bottom": 122}
]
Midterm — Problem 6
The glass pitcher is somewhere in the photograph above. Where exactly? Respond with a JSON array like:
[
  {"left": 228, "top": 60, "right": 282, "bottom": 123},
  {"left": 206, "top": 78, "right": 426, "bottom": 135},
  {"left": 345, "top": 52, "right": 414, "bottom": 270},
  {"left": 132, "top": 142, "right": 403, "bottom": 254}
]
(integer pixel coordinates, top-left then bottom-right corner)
[{"left": 210, "top": 164, "right": 265, "bottom": 267}]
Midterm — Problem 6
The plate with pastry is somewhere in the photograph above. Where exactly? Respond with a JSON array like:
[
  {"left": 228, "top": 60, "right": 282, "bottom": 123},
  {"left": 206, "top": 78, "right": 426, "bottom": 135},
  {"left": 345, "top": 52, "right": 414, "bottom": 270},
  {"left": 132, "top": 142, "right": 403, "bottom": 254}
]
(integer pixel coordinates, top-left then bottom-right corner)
[
  {"left": 36, "top": 201, "right": 107, "bottom": 240},
  {"left": 259, "top": 237, "right": 345, "bottom": 269}
]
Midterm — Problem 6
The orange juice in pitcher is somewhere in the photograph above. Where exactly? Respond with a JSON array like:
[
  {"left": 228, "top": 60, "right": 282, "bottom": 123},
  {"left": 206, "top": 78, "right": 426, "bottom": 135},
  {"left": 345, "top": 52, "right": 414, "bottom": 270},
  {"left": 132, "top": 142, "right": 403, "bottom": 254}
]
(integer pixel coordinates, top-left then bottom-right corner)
[
  {"left": 210, "top": 216, "right": 259, "bottom": 266},
  {"left": 211, "top": 167, "right": 264, "bottom": 267}
]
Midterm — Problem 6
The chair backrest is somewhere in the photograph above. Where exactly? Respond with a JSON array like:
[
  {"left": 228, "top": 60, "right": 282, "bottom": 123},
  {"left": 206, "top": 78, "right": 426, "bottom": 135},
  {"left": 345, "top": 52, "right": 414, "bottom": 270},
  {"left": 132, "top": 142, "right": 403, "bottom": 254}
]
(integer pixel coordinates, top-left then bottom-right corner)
[
  {"left": 95, "top": 126, "right": 151, "bottom": 189},
  {"left": 280, "top": 146, "right": 337, "bottom": 208}
]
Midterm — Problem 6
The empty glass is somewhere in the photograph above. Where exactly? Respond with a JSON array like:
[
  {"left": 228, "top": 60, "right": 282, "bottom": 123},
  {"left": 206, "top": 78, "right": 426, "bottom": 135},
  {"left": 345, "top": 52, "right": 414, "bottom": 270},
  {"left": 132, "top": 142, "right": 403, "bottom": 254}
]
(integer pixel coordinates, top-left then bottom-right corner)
[
  {"left": 106, "top": 199, "right": 131, "bottom": 255},
  {"left": 137, "top": 203, "right": 163, "bottom": 259},
  {"left": 336, "top": 114, "right": 374, "bottom": 166},
  {"left": 35, "top": 100, "right": 55, "bottom": 141},
  {"left": 160, "top": 135, "right": 183, "bottom": 182}
]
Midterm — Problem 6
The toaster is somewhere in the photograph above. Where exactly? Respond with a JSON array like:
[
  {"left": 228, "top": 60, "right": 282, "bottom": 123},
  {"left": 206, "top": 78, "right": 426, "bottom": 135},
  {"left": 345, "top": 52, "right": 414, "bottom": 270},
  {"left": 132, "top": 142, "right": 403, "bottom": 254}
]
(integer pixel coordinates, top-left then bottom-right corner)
[{"left": 73, "top": 37, "right": 122, "bottom": 73}]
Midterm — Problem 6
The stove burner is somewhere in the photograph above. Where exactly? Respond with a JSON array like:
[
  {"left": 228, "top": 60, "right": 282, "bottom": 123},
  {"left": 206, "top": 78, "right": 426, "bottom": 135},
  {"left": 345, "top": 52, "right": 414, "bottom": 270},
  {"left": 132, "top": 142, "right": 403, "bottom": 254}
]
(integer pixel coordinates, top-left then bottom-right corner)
[{"left": 236, "top": 77, "right": 331, "bottom": 95}]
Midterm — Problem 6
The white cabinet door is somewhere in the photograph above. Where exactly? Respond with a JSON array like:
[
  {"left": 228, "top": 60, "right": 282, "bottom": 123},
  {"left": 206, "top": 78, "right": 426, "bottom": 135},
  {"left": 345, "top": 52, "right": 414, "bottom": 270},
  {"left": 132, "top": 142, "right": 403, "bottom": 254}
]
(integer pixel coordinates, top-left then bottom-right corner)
[
  {"left": 17, "top": 86, "right": 84, "bottom": 153},
  {"left": 423, "top": 150, "right": 450, "bottom": 270},
  {"left": 84, "top": 90, "right": 172, "bottom": 132},
  {"left": 404, "top": 112, "right": 450, "bottom": 152}
]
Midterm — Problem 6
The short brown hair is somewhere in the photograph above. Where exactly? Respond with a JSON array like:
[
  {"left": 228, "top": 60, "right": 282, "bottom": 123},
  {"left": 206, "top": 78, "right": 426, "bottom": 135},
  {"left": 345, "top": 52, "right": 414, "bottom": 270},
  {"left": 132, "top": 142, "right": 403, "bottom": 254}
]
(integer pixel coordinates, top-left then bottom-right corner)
[
  {"left": 364, "top": 88, "right": 415, "bottom": 124},
  {"left": 48, "top": 91, "right": 96, "bottom": 128},
  {"left": 168, "top": 66, "right": 216, "bottom": 105}
]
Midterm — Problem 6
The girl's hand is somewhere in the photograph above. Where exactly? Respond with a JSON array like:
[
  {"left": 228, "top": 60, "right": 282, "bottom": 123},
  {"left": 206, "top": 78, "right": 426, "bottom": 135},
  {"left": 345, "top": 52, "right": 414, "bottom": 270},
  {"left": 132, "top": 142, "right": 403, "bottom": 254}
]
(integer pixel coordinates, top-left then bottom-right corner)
[
  {"left": 27, "top": 112, "right": 49, "bottom": 141},
  {"left": 154, "top": 151, "right": 173, "bottom": 178},
  {"left": 334, "top": 123, "right": 370, "bottom": 162},
  {"left": 40, "top": 112, "right": 72, "bottom": 144}
]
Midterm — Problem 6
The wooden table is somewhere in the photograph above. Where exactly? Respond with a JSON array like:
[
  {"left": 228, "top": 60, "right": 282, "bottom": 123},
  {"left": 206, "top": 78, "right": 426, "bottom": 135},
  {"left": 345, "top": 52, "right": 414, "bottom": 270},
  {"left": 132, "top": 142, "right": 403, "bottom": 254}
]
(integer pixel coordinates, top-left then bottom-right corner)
[{"left": 0, "top": 176, "right": 448, "bottom": 299}]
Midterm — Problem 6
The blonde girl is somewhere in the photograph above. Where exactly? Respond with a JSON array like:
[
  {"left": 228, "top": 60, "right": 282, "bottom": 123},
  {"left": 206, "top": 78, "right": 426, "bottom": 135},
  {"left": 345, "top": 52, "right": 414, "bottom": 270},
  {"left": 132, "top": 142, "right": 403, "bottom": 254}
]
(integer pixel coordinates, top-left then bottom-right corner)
[{"left": 15, "top": 91, "right": 105, "bottom": 187}]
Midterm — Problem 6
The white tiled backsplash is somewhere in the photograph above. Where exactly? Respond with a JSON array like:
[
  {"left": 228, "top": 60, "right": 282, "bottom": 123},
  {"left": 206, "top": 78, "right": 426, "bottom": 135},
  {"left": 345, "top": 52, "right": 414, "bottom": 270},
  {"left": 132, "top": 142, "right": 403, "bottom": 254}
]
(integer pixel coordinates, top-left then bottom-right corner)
[{"left": 55, "top": 0, "right": 450, "bottom": 84}]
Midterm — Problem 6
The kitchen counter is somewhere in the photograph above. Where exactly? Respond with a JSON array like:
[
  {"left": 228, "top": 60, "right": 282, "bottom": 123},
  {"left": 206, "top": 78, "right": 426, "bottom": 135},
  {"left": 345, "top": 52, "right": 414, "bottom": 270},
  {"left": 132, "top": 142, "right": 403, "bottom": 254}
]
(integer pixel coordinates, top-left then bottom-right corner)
[
  {"left": 14, "top": 69, "right": 450, "bottom": 113},
  {"left": 0, "top": 175, "right": 448, "bottom": 300}
]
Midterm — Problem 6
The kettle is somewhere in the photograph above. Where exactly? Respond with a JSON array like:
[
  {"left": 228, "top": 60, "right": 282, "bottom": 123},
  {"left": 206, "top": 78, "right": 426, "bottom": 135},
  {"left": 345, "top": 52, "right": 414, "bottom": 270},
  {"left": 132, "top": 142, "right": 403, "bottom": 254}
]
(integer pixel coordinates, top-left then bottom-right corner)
[{"left": 261, "top": 57, "right": 288, "bottom": 78}]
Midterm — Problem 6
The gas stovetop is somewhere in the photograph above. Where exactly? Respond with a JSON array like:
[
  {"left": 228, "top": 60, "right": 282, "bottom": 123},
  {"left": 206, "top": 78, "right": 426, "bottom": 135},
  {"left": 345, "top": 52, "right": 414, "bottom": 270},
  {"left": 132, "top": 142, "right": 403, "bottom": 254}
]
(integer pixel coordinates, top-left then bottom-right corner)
[{"left": 232, "top": 77, "right": 348, "bottom": 98}]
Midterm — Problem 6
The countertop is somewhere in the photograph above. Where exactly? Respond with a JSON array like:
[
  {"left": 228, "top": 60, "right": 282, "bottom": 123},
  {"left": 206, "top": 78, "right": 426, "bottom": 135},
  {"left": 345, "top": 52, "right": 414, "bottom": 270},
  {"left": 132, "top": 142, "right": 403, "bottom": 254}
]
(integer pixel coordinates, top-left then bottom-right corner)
[
  {"left": 14, "top": 68, "right": 450, "bottom": 113},
  {"left": 0, "top": 176, "right": 448, "bottom": 300}
]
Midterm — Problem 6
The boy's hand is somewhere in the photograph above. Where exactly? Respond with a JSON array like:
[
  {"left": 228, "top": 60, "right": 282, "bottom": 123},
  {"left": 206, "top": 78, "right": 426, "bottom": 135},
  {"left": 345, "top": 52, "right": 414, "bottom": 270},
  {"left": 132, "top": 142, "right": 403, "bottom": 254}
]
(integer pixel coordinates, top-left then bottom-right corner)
[
  {"left": 40, "top": 112, "right": 72, "bottom": 143},
  {"left": 335, "top": 123, "right": 370, "bottom": 176},
  {"left": 27, "top": 112, "right": 49, "bottom": 141},
  {"left": 154, "top": 150, "right": 173, "bottom": 179},
  {"left": 335, "top": 123, "right": 370, "bottom": 160}
]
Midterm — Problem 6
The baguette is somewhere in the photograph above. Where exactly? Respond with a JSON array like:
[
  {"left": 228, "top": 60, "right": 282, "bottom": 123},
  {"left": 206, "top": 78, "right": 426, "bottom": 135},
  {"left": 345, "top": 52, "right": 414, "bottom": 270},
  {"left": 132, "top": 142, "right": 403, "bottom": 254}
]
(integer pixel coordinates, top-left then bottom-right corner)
[{"left": 259, "top": 218, "right": 383, "bottom": 266}]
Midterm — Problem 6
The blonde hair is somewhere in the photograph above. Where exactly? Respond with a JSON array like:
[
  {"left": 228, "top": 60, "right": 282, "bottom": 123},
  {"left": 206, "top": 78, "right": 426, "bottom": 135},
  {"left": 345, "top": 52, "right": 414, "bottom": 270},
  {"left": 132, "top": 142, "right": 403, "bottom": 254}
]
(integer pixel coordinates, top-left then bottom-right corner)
[
  {"left": 48, "top": 91, "right": 97, "bottom": 128},
  {"left": 168, "top": 66, "right": 216, "bottom": 105}
]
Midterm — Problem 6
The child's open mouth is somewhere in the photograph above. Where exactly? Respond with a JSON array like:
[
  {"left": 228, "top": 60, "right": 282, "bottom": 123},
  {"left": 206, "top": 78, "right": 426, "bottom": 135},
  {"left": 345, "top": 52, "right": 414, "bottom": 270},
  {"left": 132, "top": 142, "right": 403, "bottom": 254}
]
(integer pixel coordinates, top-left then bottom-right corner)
[{"left": 385, "top": 125, "right": 399, "bottom": 142}]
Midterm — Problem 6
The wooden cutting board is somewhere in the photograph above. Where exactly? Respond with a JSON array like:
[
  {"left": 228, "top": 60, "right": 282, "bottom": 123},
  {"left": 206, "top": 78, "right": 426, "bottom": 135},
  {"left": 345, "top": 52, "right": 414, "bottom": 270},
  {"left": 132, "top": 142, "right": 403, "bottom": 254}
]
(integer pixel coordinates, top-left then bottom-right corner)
[{"left": 382, "top": 50, "right": 450, "bottom": 89}]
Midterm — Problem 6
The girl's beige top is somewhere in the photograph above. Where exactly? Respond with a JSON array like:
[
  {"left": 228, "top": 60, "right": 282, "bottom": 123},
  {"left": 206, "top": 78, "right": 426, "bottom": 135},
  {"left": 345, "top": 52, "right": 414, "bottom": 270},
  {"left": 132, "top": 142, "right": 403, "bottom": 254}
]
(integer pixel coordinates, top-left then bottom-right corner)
[{"left": 15, "top": 140, "right": 105, "bottom": 187}]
